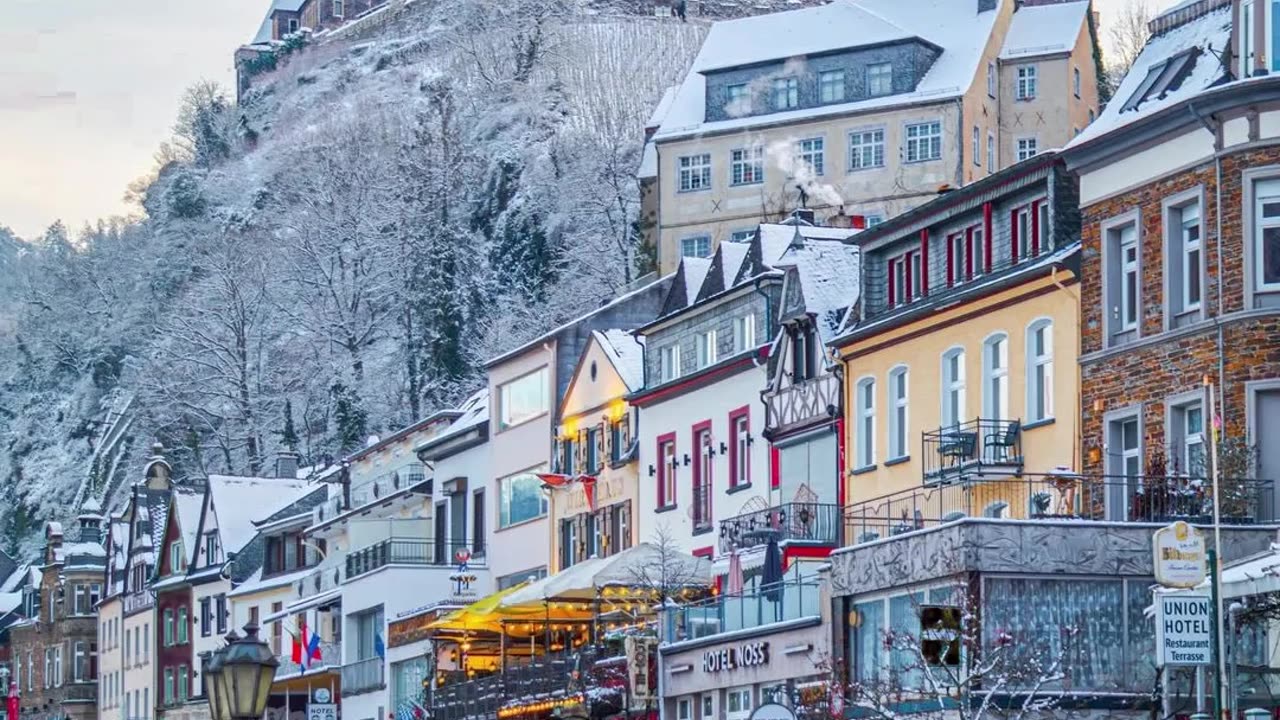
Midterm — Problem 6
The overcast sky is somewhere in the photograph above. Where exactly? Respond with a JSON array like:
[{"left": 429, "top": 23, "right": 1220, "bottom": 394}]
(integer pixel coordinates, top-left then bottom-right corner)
[{"left": 0, "top": 0, "right": 1161, "bottom": 241}]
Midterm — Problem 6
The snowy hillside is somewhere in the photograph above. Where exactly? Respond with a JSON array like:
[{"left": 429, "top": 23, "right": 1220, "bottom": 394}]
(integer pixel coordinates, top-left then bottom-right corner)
[{"left": 0, "top": 0, "right": 713, "bottom": 558}]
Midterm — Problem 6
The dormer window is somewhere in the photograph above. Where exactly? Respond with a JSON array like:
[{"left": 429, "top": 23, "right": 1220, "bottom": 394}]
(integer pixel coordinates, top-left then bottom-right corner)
[
  {"left": 888, "top": 249, "right": 923, "bottom": 307},
  {"left": 168, "top": 541, "right": 185, "bottom": 576},
  {"left": 772, "top": 77, "right": 798, "bottom": 110},
  {"left": 203, "top": 532, "right": 219, "bottom": 567},
  {"left": 867, "top": 63, "right": 893, "bottom": 97},
  {"left": 791, "top": 326, "right": 818, "bottom": 382},
  {"left": 725, "top": 83, "right": 750, "bottom": 115},
  {"left": 819, "top": 70, "right": 846, "bottom": 103},
  {"left": 946, "top": 225, "right": 986, "bottom": 286}
]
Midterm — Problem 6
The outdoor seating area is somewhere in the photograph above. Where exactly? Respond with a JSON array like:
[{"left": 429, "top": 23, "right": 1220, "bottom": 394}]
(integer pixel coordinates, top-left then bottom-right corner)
[{"left": 922, "top": 419, "right": 1024, "bottom": 482}]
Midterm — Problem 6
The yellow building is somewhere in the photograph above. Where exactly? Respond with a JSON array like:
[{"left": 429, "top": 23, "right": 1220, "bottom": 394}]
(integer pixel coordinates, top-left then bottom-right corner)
[
  {"left": 832, "top": 152, "right": 1081, "bottom": 542},
  {"left": 547, "top": 330, "right": 644, "bottom": 571}
]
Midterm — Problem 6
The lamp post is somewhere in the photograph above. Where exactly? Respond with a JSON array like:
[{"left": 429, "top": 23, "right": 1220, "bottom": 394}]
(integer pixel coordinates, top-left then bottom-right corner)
[{"left": 206, "top": 624, "right": 280, "bottom": 720}]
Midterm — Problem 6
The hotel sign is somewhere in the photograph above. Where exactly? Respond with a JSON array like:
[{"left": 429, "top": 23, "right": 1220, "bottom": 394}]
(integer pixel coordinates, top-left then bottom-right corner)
[
  {"left": 1155, "top": 592, "right": 1212, "bottom": 666},
  {"left": 702, "top": 641, "right": 769, "bottom": 673},
  {"left": 1153, "top": 521, "right": 1206, "bottom": 588}
]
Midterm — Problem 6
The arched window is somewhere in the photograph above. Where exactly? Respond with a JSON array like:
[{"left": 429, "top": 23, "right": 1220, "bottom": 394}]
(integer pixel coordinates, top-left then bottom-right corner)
[
  {"left": 940, "top": 348, "right": 966, "bottom": 428},
  {"left": 855, "top": 377, "right": 876, "bottom": 468},
  {"left": 887, "top": 366, "right": 909, "bottom": 459},
  {"left": 1026, "top": 319, "right": 1054, "bottom": 422},
  {"left": 982, "top": 333, "right": 1009, "bottom": 420}
]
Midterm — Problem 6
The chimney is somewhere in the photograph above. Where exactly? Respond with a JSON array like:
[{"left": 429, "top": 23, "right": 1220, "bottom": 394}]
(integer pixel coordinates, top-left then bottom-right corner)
[
  {"left": 275, "top": 450, "right": 300, "bottom": 479},
  {"left": 78, "top": 497, "right": 104, "bottom": 544}
]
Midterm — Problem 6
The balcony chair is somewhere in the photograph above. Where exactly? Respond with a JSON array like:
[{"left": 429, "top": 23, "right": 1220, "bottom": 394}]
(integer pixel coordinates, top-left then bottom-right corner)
[{"left": 983, "top": 421, "right": 1021, "bottom": 463}]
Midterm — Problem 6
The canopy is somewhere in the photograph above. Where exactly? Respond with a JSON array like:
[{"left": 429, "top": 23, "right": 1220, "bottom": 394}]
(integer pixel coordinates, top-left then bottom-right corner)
[
  {"left": 427, "top": 582, "right": 590, "bottom": 636},
  {"left": 501, "top": 542, "right": 711, "bottom": 605}
]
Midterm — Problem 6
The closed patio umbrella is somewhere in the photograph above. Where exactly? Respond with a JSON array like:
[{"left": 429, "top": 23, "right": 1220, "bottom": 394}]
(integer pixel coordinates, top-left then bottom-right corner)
[{"left": 761, "top": 534, "right": 784, "bottom": 604}]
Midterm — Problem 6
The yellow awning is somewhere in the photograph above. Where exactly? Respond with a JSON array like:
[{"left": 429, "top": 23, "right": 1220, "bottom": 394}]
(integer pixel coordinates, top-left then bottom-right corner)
[{"left": 426, "top": 583, "right": 591, "bottom": 635}]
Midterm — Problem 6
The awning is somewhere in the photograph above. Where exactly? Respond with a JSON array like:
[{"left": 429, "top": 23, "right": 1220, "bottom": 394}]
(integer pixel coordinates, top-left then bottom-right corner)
[
  {"left": 710, "top": 546, "right": 768, "bottom": 576},
  {"left": 426, "top": 582, "right": 562, "bottom": 635},
  {"left": 264, "top": 588, "right": 343, "bottom": 624},
  {"left": 502, "top": 542, "right": 711, "bottom": 605}
]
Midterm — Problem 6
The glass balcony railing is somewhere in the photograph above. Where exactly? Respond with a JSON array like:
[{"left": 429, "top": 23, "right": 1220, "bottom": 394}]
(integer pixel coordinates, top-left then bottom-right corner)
[{"left": 666, "top": 578, "right": 821, "bottom": 643}]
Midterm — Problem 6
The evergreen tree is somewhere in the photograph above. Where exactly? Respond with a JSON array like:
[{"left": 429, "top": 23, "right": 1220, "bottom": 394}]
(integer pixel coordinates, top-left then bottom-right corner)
[{"left": 280, "top": 400, "right": 300, "bottom": 451}]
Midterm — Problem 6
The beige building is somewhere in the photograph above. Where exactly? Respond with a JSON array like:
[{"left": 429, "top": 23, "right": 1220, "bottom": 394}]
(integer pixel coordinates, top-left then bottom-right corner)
[{"left": 641, "top": 0, "right": 1100, "bottom": 275}]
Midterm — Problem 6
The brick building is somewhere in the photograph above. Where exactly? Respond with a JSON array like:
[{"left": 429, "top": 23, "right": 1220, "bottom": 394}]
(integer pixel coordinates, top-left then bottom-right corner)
[
  {"left": 10, "top": 510, "right": 107, "bottom": 720},
  {"left": 1063, "top": 0, "right": 1280, "bottom": 510}
]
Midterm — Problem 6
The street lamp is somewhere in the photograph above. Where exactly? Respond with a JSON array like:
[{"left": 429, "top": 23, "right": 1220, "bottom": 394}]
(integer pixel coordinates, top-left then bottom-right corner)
[{"left": 206, "top": 624, "right": 279, "bottom": 720}]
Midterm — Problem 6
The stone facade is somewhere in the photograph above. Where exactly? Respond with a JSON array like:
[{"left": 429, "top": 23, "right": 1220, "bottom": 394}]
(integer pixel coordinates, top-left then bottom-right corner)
[{"left": 1078, "top": 144, "right": 1280, "bottom": 477}]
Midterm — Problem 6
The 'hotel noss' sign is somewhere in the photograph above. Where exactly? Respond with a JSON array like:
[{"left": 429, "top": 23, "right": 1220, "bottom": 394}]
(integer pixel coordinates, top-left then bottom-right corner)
[{"left": 703, "top": 642, "right": 769, "bottom": 672}]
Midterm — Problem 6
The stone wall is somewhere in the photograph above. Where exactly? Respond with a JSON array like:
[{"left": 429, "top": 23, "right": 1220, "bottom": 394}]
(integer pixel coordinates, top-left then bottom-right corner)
[{"left": 1077, "top": 144, "right": 1280, "bottom": 474}]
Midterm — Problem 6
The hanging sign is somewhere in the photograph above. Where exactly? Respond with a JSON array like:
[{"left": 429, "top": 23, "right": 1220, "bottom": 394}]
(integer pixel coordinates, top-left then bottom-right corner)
[
  {"left": 1153, "top": 521, "right": 1206, "bottom": 588},
  {"left": 1154, "top": 592, "right": 1212, "bottom": 666}
]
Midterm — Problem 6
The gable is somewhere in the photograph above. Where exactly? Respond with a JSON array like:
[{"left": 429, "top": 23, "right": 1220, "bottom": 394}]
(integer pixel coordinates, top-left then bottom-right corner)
[
  {"left": 194, "top": 492, "right": 221, "bottom": 570},
  {"left": 560, "top": 337, "right": 630, "bottom": 421},
  {"left": 780, "top": 266, "right": 807, "bottom": 321},
  {"left": 157, "top": 497, "right": 185, "bottom": 578}
]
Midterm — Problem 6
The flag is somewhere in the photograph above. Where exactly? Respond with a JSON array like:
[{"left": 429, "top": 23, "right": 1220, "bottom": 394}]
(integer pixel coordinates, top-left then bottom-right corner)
[
  {"left": 374, "top": 630, "right": 386, "bottom": 660},
  {"left": 289, "top": 626, "right": 302, "bottom": 667},
  {"left": 299, "top": 621, "right": 322, "bottom": 671},
  {"left": 727, "top": 550, "right": 744, "bottom": 596},
  {"left": 306, "top": 627, "right": 323, "bottom": 664}
]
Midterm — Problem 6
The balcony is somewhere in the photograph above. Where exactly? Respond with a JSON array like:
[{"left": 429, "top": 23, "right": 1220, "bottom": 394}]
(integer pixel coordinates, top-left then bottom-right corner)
[
  {"left": 274, "top": 640, "right": 340, "bottom": 679},
  {"left": 844, "top": 473, "right": 1272, "bottom": 544},
  {"left": 341, "top": 657, "right": 385, "bottom": 696},
  {"left": 667, "top": 577, "right": 820, "bottom": 642},
  {"left": 763, "top": 374, "right": 840, "bottom": 437},
  {"left": 296, "top": 565, "right": 343, "bottom": 599},
  {"left": 718, "top": 502, "right": 841, "bottom": 553},
  {"left": 433, "top": 647, "right": 619, "bottom": 720},
  {"left": 123, "top": 590, "right": 153, "bottom": 614},
  {"left": 922, "top": 418, "right": 1023, "bottom": 483},
  {"left": 345, "top": 538, "right": 484, "bottom": 580}
]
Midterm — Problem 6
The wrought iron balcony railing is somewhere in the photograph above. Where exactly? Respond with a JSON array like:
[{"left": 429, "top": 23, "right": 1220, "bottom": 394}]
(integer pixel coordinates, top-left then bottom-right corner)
[
  {"left": 922, "top": 418, "right": 1023, "bottom": 483},
  {"left": 345, "top": 538, "right": 485, "bottom": 580},
  {"left": 432, "top": 647, "right": 615, "bottom": 720},
  {"left": 844, "top": 473, "right": 1272, "bottom": 544},
  {"left": 718, "top": 502, "right": 841, "bottom": 553}
]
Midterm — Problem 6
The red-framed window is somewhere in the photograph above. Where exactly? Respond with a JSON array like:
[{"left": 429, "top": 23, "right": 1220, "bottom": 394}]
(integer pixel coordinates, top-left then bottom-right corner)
[
  {"left": 692, "top": 421, "right": 713, "bottom": 532},
  {"left": 887, "top": 249, "right": 922, "bottom": 307},
  {"left": 1010, "top": 197, "right": 1047, "bottom": 262},
  {"left": 946, "top": 224, "right": 987, "bottom": 286},
  {"left": 656, "top": 432, "right": 677, "bottom": 509},
  {"left": 727, "top": 406, "right": 751, "bottom": 489}
]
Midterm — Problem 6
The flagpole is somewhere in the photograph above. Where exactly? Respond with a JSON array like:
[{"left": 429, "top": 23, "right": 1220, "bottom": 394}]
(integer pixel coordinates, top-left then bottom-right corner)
[{"left": 1206, "top": 379, "right": 1227, "bottom": 719}]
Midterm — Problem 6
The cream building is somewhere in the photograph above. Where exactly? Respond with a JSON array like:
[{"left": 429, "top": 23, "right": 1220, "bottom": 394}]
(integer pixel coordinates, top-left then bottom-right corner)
[
  {"left": 97, "top": 515, "right": 129, "bottom": 720},
  {"left": 642, "top": 0, "right": 1100, "bottom": 275}
]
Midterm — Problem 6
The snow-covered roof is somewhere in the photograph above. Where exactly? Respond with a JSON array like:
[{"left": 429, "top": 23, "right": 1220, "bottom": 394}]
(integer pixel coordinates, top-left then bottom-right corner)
[
  {"left": 638, "top": 141, "right": 658, "bottom": 180},
  {"left": 653, "top": 0, "right": 998, "bottom": 142},
  {"left": 416, "top": 389, "right": 490, "bottom": 453},
  {"left": 0, "top": 593, "right": 21, "bottom": 616},
  {"left": 773, "top": 234, "right": 862, "bottom": 345},
  {"left": 999, "top": 1, "right": 1090, "bottom": 60},
  {"left": 719, "top": 241, "right": 750, "bottom": 288},
  {"left": 1067, "top": 2, "right": 1230, "bottom": 147},
  {"left": 646, "top": 85, "right": 679, "bottom": 130},
  {"left": 0, "top": 565, "right": 30, "bottom": 594},
  {"left": 227, "top": 565, "right": 313, "bottom": 598},
  {"left": 681, "top": 257, "right": 713, "bottom": 306},
  {"left": 595, "top": 330, "right": 645, "bottom": 392},
  {"left": 207, "top": 475, "right": 315, "bottom": 556},
  {"left": 250, "top": 0, "right": 308, "bottom": 44},
  {"left": 173, "top": 488, "right": 205, "bottom": 565}
]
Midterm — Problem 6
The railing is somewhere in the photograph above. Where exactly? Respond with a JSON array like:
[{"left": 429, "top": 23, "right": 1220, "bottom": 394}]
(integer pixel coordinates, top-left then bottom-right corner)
[
  {"left": 341, "top": 657, "right": 385, "bottom": 696},
  {"left": 692, "top": 483, "right": 713, "bottom": 533},
  {"left": 843, "top": 474, "right": 1272, "bottom": 544},
  {"left": 922, "top": 419, "right": 1023, "bottom": 482},
  {"left": 345, "top": 538, "right": 483, "bottom": 580},
  {"left": 667, "top": 578, "right": 821, "bottom": 642},
  {"left": 763, "top": 374, "right": 840, "bottom": 437},
  {"left": 274, "top": 641, "right": 340, "bottom": 678},
  {"left": 296, "top": 565, "right": 344, "bottom": 598},
  {"left": 433, "top": 647, "right": 612, "bottom": 720},
  {"left": 123, "top": 591, "right": 153, "bottom": 614},
  {"left": 719, "top": 502, "right": 841, "bottom": 553},
  {"left": 64, "top": 682, "right": 97, "bottom": 702}
]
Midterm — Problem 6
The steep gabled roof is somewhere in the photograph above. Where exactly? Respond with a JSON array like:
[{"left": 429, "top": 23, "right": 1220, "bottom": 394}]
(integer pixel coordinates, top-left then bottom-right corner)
[
  {"left": 595, "top": 330, "right": 646, "bottom": 393},
  {"left": 205, "top": 476, "right": 315, "bottom": 557},
  {"left": 999, "top": 1, "right": 1091, "bottom": 59}
]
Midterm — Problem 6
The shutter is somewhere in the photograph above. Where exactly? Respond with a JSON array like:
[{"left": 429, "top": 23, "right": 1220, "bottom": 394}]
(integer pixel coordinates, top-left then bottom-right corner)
[
  {"left": 965, "top": 227, "right": 975, "bottom": 278},
  {"left": 601, "top": 418, "right": 612, "bottom": 466},
  {"left": 945, "top": 234, "right": 954, "bottom": 287},
  {"left": 1031, "top": 200, "right": 1041, "bottom": 255},
  {"left": 576, "top": 430, "right": 587, "bottom": 474},
  {"left": 595, "top": 423, "right": 606, "bottom": 471},
  {"left": 919, "top": 229, "right": 929, "bottom": 295},
  {"left": 887, "top": 257, "right": 897, "bottom": 306},
  {"left": 552, "top": 439, "right": 562, "bottom": 474},
  {"left": 621, "top": 414, "right": 631, "bottom": 455},
  {"left": 983, "top": 202, "right": 994, "bottom": 273},
  {"left": 1010, "top": 208, "right": 1020, "bottom": 262}
]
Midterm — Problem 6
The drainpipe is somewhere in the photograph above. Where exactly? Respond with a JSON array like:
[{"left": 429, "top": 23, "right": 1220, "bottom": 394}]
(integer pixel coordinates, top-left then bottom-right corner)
[{"left": 1188, "top": 103, "right": 1227, "bottom": 424}]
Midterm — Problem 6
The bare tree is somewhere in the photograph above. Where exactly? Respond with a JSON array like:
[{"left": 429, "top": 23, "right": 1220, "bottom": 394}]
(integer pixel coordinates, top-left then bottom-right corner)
[
  {"left": 1107, "top": 0, "right": 1155, "bottom": 91},
  {"left": 628, "top": 526, "right": 711, "bottom": 606}
]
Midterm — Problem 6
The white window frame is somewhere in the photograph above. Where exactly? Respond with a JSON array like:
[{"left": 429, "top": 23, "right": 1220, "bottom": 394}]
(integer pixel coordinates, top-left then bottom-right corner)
[
  {"left": 1166, "top": 392, "right": 1207, "bottom": 478},
  {"left": 1162, "top": 187, "right": 1205, "bottom": 327},
  {"left": 904, "top": 121, "right": 942, "bottom": 163},
  {"left": 1073, "top": 66, "right": 1082, "bottom": 98},
  {"left": 987, "top": 61, "right": 996, "bottom": 97},
  {"left": 660, "top": 438, "right": 678, "bottom": 508},
  {"left": 733, "top": 414, "right": 750, "bottom": 486},
  {"left": 986, "top": 130, "right": 995, "bottom": 171},
  {"left": 702, "top": 695, "right": 715, "bottom": 720},
  {"left": 681, "top": 235, "right": 711, "bottom": 259},
  {"left": 733, "top": 314, "right": 755, "bottom": 353},
  {"left": 678, "top": 153, "right": 712, "bottom": 193},
  {"left": 1120, "top": 228, "right": 1139, "bottom": 330},
  {"left": 941, "top": 347, "right": 966, "bottom": 429},
  {"left": 677, "top": 698, "right": 692, "bottom": 720},
  {"left": 1016, "top": 65, "right": 1037, "bottom": 100},
  {"left": 867, "top": 63, "right": 893, "bottom": 96},
  {"left": 725, "top": 83, "right": 750, "bottom": 115},
  {"left": 819, "top": 70, "right": 846, "bottom": 103},
  {"left": 659, "top": 344, "right": 681, "bottom": 383},
  {"left": 855, "top": 377, "right": 876, "bottom": 468},
  {"left": 1025, "top": 318, "right": 1054, "bottom": 423},
  {"left": 796, "top": 137, "right": 825, "bottom": 176},
  {"left": 1016, "top": 136, "right": 1038, "bottom": 161},
  {"left": 971, "top": 126, "right": 980, "bottom": 166},
  {"left": 1252, "top": 175, "right": 1280, "bottom": 292},
  {"left": 772, "top": 77, "right": 799, "bottom": 109},
  {"left": 726, "top": 687, "right": 753, "bottom": 720},
  {"left": 498, "top": 467, "right": 549, "bottom": 528},
  {"left": 888, "top": 365, "right": 909, "bottom": 460},
  {"left": 730, "top": 147, "right": 764, "bottom": 186},
  {"left": 332, "top": 0, "right": 344, "bottom": 18},
  {"left": 696, "top": 330, "right": 717, "bottom": 368},
  {"left": 287, "top": 17, "right": 300, "bottom": 34},
  {"left": 982, "top": 332, "right": 1009, "bottom": 421},
  {"left": 1102, "top": 211, "right": 1142, "bottom": 346},
  {"left": 729, "top": 229, "right": 755, "bottom": 243},
  {"left": 498, "top": 366, "right": 549, "bottom": 431},
  {"left": 848, "top": 128, "right": 886, "bottom": 170}
]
